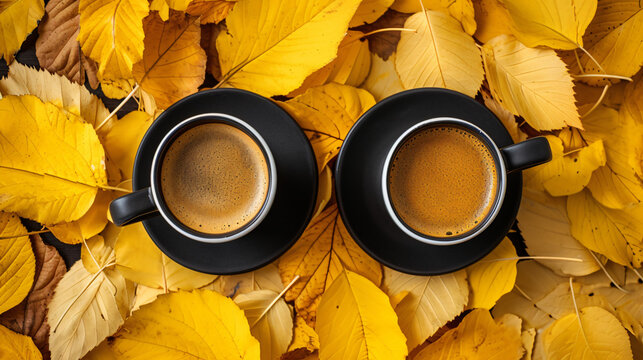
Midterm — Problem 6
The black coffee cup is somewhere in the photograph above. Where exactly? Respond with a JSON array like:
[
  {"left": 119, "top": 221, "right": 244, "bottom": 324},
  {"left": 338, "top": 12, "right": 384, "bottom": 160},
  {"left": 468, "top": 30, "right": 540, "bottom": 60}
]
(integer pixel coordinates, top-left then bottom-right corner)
[{"left": 335, "top": 88, "right": 552, "bottom": 275}]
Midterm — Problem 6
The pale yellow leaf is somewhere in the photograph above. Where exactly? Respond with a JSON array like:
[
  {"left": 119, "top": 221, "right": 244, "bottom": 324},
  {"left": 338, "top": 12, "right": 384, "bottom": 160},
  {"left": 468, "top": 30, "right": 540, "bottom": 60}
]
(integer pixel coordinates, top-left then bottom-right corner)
[
  {"left": 466, "top": 237, "right": 518, "bottom": 309},
  {"left": 482, "top": 34, "right": 581, "bottom": 130},
  {"left": 350, "top": 0, "right": 394, "bottom": 27},
  {"left": 517, "top": 188, "right": 600, "bottom": 276},
  {"left": 114, "top": 222, "right": 217, "bottom": 290},
  {"left": 382, "top": 267, "right": 468, "bottom": 351},
  {"left": 279, "top": 205, "right": 382, "bottom": 326},
  {"left": 567, "top": 189, "right": 643, "bottom": 267},
  {"left": 0, "top": 95, "right": 107, "bottom": 224},
  {"left": 288, "top": 315, "right": 320, "bottom": 352},
  {"left": 501, "top": 0, "right": 597, "bottom": 49},
  {"left": 216, "top": 0, "right": 362, "bottom": 97},
  {"left": 186, "top": 0, "right": 237, "bottom": 24},
  {"left": 543, "top": 306, "right": 633, "bottom": 360},
  {"left": 48, "top": 261, "right": 134, "bottom": 360},
  {"left": 316, "top": 270, "right": 407, "bottom": 360},
  {"left": 473, "top": 0, "right": 513, "bottom": 43},
  {"left": 0, "top": 212, "right": 35, "bottom": 315},
  {"left": 235, "top": 290, "right": 294, "bottom": 360},
  {"left": 0, "top": 0, "right": 44, "bottom": 61},
  {"left": 131, "top": 284, "right": 165, "bottom": 313},
  {"left": 102, "top": 111, "right": 152, "bottom": 179},
  {"left": 395, "top": 10, "right": 483, "bottom": 97},
  {"left": 106, "top": 290, "right": 260, "bottom": 359},
  {"left": 361, "top": 52, "right": 405, "bottom": 102},
  {"left": 521, "top": 328, "right": 536, "bottom": 360},
  {"left": 414, "top": 309, "right": 524, "bottom": 360},
  {"left": 391, "top": 0, "right": 476, "bottom": 35},
  {"left": 280, "top": 83, "right": 375, "bottom": 172},
  {"left": 0, "top": 324, "right": 42, "bottom": 360},
  {"left": 216, "top": 262, "right": 283, "bottom": 298},
  {"left": 78, "top": 0, "right": 148, "bottom": 80},
  {"left": 80, "top": 224, "right": 119, "bottom": 273}
]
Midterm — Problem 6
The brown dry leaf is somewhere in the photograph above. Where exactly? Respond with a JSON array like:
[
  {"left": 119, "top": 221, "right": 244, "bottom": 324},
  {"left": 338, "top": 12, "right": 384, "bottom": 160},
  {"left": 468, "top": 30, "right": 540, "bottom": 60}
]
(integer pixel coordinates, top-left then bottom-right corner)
[
  {"left": 413, "top": 309, "right": 524, "bottom": 360},
  {"left": 0, "top": 212, "right": 36, "bottom": 315},
  {"left": 356, "top": 9, "right": 410, "bottom": 61},
  {"left": 0, "top": 235, "right": 66, "bottom": 359},
  {"left": 0, "top": 0, "right": 44, "bottom": 62},
  {"left": 288, "top": 315, "right": 320, "bottom": 353},
  {"left": 361, "top": 52, "right": 405, "bottom": 102},
  {"left": 279, "top": 205, "right": 382, "bottom": 326},
  {"left": 201, "top": 22, "right": 224, "bottom": 81},
  {"left": 0, "top": 324, "right": 42, "bottom": 360},
  {"left": 350, "top": 0, "right": 394, "bottom": 27},
  {"left": 472, "top": 0, "right": 512, "bottom": 43},
  {"left": 280, "top": 83, "right": 375, "bottom": 172},
  {"left": 186, "top": 0, "right": 237, "bottom": 24},
  {"left": 133, "top": 11, "right": 206, "bottom": 109},
  {"left": 36, "top": 0, "right": 99, "bottom": 88}
]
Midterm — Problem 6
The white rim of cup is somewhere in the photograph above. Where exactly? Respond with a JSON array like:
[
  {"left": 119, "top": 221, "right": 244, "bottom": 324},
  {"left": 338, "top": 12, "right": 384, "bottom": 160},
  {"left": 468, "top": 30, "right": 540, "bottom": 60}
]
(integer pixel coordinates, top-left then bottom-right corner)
[
  {"left": 381, "top": 117, "right": 507, "bottom": 246},
  {"left": 150, "top": 113, "right": 278, "bottom": 243}
]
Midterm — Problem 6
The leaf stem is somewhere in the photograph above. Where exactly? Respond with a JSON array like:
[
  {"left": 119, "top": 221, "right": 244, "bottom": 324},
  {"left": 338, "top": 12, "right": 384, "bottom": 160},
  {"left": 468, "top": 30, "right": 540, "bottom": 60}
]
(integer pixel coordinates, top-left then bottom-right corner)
[
  {"left": 581, "top": 84, "right": 609, "bottom": 118},
  {"left": 589, "top": 251, "right": 629, "bottom": 293},
  {"left": 251, "top": 275, "right": 300, "bottom": 328},
  {"left": 82, "top": 237, "right": 100, "bottom": 271},
  {"left": 95, "top": 84, "right": 141, "bottom": 131},
  {"left": 479, "top": 256, "right": 583, "bottom": 263},
  {"left": 0, "top": 229, "right": 50, "bottom": 240},
  {"left": 360, "top": 27, "right": 417, "bottom": 38},
  {"left": 569, "top": 277, "right": 593, "bottom": 353},
  {"left": 573, "top": 74, "right": 632, "bottom": 81},
  {"left": 98, "top": 185, "right": 131, "bottom": 193}
]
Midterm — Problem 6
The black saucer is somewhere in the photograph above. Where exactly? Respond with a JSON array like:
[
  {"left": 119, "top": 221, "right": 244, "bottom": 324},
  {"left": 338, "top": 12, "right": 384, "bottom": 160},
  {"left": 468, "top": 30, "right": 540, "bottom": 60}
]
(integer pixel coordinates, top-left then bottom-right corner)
[
  {"left": 335, "top": 88, "right": 522, "bottom": 275},
  {"left": 132, "top": 89, "right": 318, "bottom": 274}
]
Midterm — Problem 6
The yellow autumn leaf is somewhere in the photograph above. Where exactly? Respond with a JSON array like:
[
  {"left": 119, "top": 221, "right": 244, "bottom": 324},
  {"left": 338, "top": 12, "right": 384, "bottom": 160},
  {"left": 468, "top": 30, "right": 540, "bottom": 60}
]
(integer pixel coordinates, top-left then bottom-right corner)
[
  {"left": 623, "top": 75, "right": 643, "bottom": 178},
  {"left": 78, "top": 0, "right": 148, "bottom": 81},
  {"left": 543, "top": 306, "right": 633, "bottom": 360},
  {"left": 280, "top": 83, "right": 375, "bottom": 172},
  {"left": 567, "top": 189, "right": 643, "bottom": 267},
  {"left": 106, "top": 290, "right": 260, "bottom": 359},
  {"left": 213, "top": 262, "right": 283, "bottom": 298},
  {"left": 216, "top": 0, "right": 362, "bottom": 97},
  {"left": 350, "top": 0, "right": 394, "bottom": 27},
  {"left": 361, "top": 52, "right": 405, "bottom": 102},
  {"left": 480, "top": 88, "right": 526, "bottom": 143},
  {"left": 186, "top": 0, "right": 236, "bottom": 23},
  {"left": 312, "top": 165, "right": 332, "bottom": 219},
  {"left": 0, "top": 95, "right": 107, "bottom": 224},
  {"left": 235, "top": 289, "right": 294, "bottom": 360},
  {"left": 0, "top": 0, "right": 44, "bottom": 61},
  {"left": 288, "top": 315, "right": 320, "bottom": 353},
  {"left": 517, "top": 188, "right": 599, "bottom": 276},
  {"left": 133, "top": 11, "right": 206, "bottom": 109},
  {"left": 482, "top": 35, "right": 581, "bottom": 130},
  {"left": 395, "top": 10, "right": 483, "bottom": 98},
  {"left": 0, "top": 324, "right": 42, "bottom": 360},
  {"left": 391, "top": 0, "right": 476, "bottom": 35},
  {"left": 102, "top": 111, "right": 152, "bottom": 179},
  {"left": 524, "top": 135, "right": 605, "bottom": 196},
  {"left": 472, "top": 0, "right": 512, "bottom": 43},
  {"left": 466, "top": 237, "right": 518, "bottom": 309},
  {"left": 279, "top": 205, "right": 382, "bottom": 326},
  {"left": 100, "top": 78, "right": 136, "bottom": 100},
  {"left": 0, "top": 212, "right": 35, "bottom": 315},
  {"left": 501, "top": 0, "right": 597, "bottom": 49},
  {"left": 382, "top": 267, "right": 468, "bottom": 351},
  {"left": 115, "top": 223, "right": 217, "bottom": 291},
  {"left": 316, "top": 270, "right": 407, "bottom": 360},
  {"left": 414, "top": 309, "right": 523, "bottom": 360},
  {"left": 48, "top": 261, "right": 134, "bottom": 360},
  {"left": 80, "top": 223, "right": 119, "bottom": 273}
]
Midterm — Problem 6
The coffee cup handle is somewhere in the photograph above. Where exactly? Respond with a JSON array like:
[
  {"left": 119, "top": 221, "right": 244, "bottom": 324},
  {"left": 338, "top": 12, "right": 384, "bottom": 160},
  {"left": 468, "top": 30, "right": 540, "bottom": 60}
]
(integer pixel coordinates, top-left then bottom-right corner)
[
  {"left": 109, "top": 188, "right": 159, "bottom": 226},
  {"left": 500, "top": 137, "right": 552, "bottom": 173}
]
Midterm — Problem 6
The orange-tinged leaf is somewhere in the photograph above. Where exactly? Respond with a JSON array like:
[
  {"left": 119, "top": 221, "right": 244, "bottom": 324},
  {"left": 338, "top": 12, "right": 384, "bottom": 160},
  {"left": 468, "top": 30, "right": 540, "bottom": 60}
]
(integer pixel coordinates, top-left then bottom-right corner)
[
  {"left": 0, "top": 324, "right": 42, "bottom": 360},
  {"left": 0, "top": 212, "right": 35, "bottom": 315},
  {"left": 186, "top": 0, "right": 237, "bottom": 24},
  {"left": 413, "top": 309, "right": 524, "bottom": 360},
  {"left": 472, "top": 0, "right": 512, "bottom": 43},
  {"left": 133, "top": 11, "right": 206, "bottom": 109},
  {"left": 350, "top": 0, "right": 394, "bottom": 27},
  {"left": 279, "top": 205, "right": 382, "bottom": 326},
  {"left": 316, "top": 270, "right": 407, "bottom": 360},
  {"left": 0, "top": 0, "right": 44, "bottom": 61},
  {"left": 0, "top": 95, "right": 107, "bottom": 224},
  {"left": 288, "top": 315, "right": 320, "bottom": 353},
  {"left": 465, "top": 237, "right": 517, "bottom": 309}
]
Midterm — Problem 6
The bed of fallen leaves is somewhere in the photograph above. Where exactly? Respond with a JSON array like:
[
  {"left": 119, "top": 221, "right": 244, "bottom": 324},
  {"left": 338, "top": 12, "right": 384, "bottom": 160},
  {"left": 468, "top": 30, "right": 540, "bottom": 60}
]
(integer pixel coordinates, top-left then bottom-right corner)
[{"left": 0, "top": 0, "right": 642, "bottom": 359}]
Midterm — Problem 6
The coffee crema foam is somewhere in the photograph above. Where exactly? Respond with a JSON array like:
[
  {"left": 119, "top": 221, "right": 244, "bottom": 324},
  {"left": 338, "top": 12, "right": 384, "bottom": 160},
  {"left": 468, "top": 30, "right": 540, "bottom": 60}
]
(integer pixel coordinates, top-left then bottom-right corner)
[
  {"left": 388, "top": 126, "right": 498, "bottom": 238},
  {"left": 160, "top": 123, "right": 269, "bottom": 235}
]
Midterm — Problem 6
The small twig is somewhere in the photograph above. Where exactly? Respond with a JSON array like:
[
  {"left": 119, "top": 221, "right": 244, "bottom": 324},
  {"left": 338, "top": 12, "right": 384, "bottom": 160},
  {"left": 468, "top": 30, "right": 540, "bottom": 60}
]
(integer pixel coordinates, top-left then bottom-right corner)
[
  {"left": 251, "top": 275, "right": 300, "bottom": 328},
  {"left": 581, "top": 84, "right": 609, "bottom": 118},
  {"left": 360, "top": 27, "right": 417, "bottom": 38},
  {"left": 98, "top": 185, "right": 131, "bottom": 193},
  {"left": 95, "top": 84, "right": 141, "bottom": 131},
  {"left": 569, "top": 277, "right": 593, "bottom": 353},
  {"left": 589, "top": 251, "right": 629, "bottom": 293},
  {"left": 573, "top": 74, "right": 632, "bottom": 81},
  {"left": 480, "top": 256, "right": 583, "bottom": 263},
  {"left": 630, "top": 267, "right": 643, "bottom": 282},
  {"left": 82, "top": 237, "right": 100, "bottom": 271},
  {"left": 514, "top": 285, "right": 533, "bottom": 302},
  {"left": 573, "top": 49, "right": 585, "bottom": 74}
]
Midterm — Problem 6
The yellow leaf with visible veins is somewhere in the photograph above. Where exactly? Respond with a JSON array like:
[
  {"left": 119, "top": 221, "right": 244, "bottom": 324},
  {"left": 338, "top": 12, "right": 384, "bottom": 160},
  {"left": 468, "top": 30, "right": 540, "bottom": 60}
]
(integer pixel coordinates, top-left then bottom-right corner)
[
  {"left": 280, "top": 83, "right": 375, "bottom": 172},
  {"left": 0, "top": 0, "right": 44, "bottom": 61},
  {"left": 482, "top": 35, "right": 581, "bottom": 130},
  {"left": 316, "top": 270, "right": 407, "bottom": 360},
  {"left": 543, "top": 307, "right": 633, "bottom": 360},
  {"left": 48, "top": 261, "right": 134, "bottom": 360},
  {"left": 0, "top": 325, "right": 42, "bottom": 360},
  {"left": 465, "top": 237, "right": 518, "bottom": 309},
  {"left": 391, "top": 0, "right": 476, "bottom": 34},
  {"left": 361, "top": 52, "right": 404, "bottom": 102},
  {"left": 186, "top": 0, "right": 237, "bottom": 24},
  {"left": 501, "top": 0, "right": 597, "bottom": 49},
  {"left": 414, "top": 309, "right": 524, "bottom": 360},
  {"left": 350, "top": 0, "right": 394, "bottom": 27},
  {"left": 395, "top": 10, "right": 483, "bottom": 97},
  {"left": 102, "top": 111, "right": 152, "bottom": 179},
  {"left": 106, "top": 290, "right": 260, "bottom": 359},
  {"left": 216, "top": 0, "right": 362, "bottom": 97},
  {"left": 213, "top": 262, "right": 282, "bottom": 298},
  {"left": 78, "top": 0, "right": 148, "bottom": 81},
  {"left": 279, "top": 205, "right": 382, "bottom": 326},
  {"left": 0, "top": 212, "right": 35, "bottom": 315},
  {"left": 115, "top": 223, "right": 216, "bottom": 291},
  {"left": 0, "top": 95, "right": 107, "bottom": 224},
  {"left": 567, "top": 189, "right": 643, "bottom": 267},
  {"left": 133, "top": 11, "right": 206, "bottom": 109},
  {"left": 382, "top": 267, "right": 469, "bottom": 351}
]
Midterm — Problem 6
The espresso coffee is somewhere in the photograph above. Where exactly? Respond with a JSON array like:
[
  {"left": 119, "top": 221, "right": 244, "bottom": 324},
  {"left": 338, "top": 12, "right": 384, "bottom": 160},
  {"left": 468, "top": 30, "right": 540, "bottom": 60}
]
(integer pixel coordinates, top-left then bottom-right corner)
[
  {"left": 387, "top": 126, "right": 498, "bottom": 238},
  {"left": 160, "top": 123, "right": 269, "bottom": 234}
]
